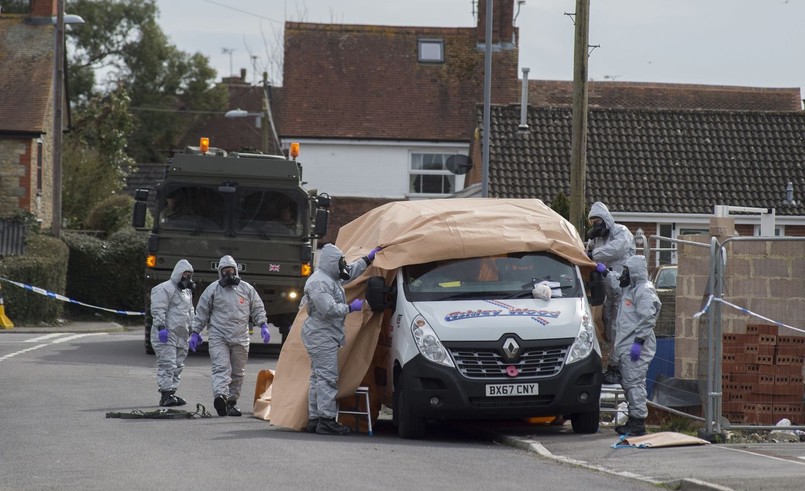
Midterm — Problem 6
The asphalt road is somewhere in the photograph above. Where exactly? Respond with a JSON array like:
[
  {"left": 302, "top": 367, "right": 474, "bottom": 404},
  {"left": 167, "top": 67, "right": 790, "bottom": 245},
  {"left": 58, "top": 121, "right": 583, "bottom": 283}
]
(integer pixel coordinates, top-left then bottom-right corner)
[{"left": 0, "top": 327, "right": 660, "bottom": 491}]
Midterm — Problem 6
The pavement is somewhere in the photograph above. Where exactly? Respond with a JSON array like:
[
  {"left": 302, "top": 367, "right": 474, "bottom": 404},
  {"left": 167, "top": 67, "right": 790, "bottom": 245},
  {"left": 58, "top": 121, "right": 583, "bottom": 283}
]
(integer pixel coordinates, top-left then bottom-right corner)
[{"left": 5, "top": 322, "right": 805, "bottom": 490}]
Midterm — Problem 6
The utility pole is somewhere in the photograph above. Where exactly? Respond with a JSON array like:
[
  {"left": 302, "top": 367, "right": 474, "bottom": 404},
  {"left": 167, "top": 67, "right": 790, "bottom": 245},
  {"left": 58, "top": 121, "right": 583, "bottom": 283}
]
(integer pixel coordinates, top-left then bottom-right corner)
[
  {"left": 481, "top": 0, "right": 493, "bottom": 198},
  {"left": 569, "top": 0, "right": 590, "bottom": 234},
  {"left": 52, "top": 0, "right": 65, "bottom": 238}
]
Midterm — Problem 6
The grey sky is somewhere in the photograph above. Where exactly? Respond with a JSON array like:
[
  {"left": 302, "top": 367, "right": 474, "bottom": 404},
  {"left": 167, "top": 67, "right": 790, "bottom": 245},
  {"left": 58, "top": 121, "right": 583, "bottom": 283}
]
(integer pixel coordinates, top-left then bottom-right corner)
[{"left": 155, "top": 0, "right": 805, "bottom": 95}]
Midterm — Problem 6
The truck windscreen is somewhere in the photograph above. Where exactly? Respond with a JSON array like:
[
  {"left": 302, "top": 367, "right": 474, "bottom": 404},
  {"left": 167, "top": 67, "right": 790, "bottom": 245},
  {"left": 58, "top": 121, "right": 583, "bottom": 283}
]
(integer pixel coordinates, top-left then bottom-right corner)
[{"left": 158, "top": 184, "right": 304, "bottom": 237}]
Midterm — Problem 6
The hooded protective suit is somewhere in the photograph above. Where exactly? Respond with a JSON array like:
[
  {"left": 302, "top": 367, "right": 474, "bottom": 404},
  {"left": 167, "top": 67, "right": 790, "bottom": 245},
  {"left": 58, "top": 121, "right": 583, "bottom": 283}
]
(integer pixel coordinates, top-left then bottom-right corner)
[
  {"left": 150, "top": 259, "right": 195, "bottom": 394},
  {"left": 606, "top": 255, "right": 661, "bottom": 419},
  {"left": 301, "top": 244, "right": 370, "bottom": 419},
  {"left": 587, "top": 202, "right": 635, "bottom": 350},
  {"left": 191, "top": 255, "right": 267, "bottom": 402}
]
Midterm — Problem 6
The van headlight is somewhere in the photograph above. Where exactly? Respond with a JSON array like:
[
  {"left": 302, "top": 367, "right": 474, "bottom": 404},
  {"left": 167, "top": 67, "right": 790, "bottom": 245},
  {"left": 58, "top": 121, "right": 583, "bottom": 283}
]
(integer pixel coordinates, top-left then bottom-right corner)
[
  {"left": 566, "top": 312, "right": 596, "bottom": 365},
  {"left": 411, "top": 315, "right": 454, "bottom": 367}
]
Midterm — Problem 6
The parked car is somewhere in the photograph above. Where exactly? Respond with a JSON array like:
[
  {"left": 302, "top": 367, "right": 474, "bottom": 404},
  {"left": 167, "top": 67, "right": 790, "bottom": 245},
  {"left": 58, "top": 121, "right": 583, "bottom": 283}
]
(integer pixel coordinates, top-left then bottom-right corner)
[{"left": 651, "top": 264, "right": 677, "bottom": 291}]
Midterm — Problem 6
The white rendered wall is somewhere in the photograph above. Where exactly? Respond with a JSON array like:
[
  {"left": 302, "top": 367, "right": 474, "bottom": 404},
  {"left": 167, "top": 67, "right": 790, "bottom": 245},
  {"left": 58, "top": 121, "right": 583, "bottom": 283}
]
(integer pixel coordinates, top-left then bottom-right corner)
[{"left": 286, "top": 139, "right": 468, "bottom": 198}]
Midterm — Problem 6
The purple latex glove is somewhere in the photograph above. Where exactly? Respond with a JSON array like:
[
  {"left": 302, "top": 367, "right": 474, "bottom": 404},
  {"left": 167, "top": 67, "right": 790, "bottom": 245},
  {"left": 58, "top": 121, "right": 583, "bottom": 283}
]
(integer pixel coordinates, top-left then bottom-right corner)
[
  {"left": 260, "top": 323, "right": 271, "bottom": 344},
  {"left": 367, "top": 246, "right": 382, "bottom": 261},
  {"left": 158, "top": 328, "right": 169, "bottom": 343},
  {"left": 596, "top": 263, "right": 607, "bottom": 274},
  {"left": 348, "top": 299, "right": 364, "bottom": 312},
  {"left": 189, "top": 332, "right": 203, "bottom": 352},
  {"left": 630, "top": 342, "right": 642, "bottom": 362}
]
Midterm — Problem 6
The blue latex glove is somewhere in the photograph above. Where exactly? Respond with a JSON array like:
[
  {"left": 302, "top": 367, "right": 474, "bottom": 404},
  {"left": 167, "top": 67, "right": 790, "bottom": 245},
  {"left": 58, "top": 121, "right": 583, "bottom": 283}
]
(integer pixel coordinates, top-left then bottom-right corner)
[
  {"left": 367, "top": 246, "right": 382, "bottom": 261},
  {"left": 596, "top": 263, "right": 607, "bottom": 274},
  {"left": 348, "top": 299, "right": 364, "bottom": 312},
  {"left": 630, "top": 342, "right": 642, "bottom": 362},
  {"left": 260, "top": 323, "right": 271, "bottom": 344},
  {"left": 189, "top": 332, "right": 203, "bottom": 352},
  {"left": 158, "top": 328, "right": 169, "bottom": 343}
]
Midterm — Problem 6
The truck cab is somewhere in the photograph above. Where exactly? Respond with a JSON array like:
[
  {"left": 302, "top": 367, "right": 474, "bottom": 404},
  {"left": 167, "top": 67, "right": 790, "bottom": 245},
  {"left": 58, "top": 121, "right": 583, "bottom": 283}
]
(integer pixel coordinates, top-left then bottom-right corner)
[{"left": 133, "top": 141, "right": 329, "bottom": 353}]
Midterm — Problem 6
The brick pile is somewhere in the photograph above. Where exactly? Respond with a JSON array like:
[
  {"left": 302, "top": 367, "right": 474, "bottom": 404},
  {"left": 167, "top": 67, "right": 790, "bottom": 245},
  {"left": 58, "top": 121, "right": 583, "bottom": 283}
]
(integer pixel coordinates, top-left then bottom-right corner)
[{"left": 721, "top": 324, "right": 805, "bottom": 425}]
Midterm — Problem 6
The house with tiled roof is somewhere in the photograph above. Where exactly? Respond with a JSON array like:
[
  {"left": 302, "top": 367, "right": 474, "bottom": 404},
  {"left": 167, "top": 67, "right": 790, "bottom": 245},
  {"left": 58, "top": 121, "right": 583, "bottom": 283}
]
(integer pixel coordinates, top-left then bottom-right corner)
[
  {"left": 0, "top": 0, "right": 66, "bottom": 229},
  {"left": 465, "top": 103, "right": 805, "bottom": 260},
  {"left": 175, "top": 68, "right": 282, "bottom": 155},
  {"left": 278, "top": 0, "right": 519, "bottom": 239}
]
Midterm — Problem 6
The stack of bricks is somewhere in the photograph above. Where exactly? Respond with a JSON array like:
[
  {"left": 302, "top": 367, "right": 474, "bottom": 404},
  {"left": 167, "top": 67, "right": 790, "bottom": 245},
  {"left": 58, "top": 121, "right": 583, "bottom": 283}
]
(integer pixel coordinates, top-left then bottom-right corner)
[{"left": 721, "top": 324, "right": 805, "bottom": 425}]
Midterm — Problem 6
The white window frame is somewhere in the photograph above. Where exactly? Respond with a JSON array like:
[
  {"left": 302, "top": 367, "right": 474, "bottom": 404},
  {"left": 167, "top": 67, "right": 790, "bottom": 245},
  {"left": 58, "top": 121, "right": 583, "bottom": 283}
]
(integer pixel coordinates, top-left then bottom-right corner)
[
  {"left": 408, "top": 152, "right": 456, "bottom": 197},
  {"left": 418, "top": 39, "right": 444, "bottom": 63}
]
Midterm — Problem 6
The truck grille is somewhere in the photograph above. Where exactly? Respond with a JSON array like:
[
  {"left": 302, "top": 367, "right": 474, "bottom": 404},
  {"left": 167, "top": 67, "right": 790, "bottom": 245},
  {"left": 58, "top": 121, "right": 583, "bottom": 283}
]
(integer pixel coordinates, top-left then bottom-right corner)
[{"left": 450, "top": 346, "right": 569, "bottom": 379}]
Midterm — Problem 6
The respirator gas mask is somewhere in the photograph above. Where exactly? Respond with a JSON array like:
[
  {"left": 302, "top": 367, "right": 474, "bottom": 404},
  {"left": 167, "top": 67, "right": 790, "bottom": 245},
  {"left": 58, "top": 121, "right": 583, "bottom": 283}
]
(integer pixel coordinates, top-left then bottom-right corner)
[
  {"left": 219, "top": 270, "right": 241, "bottom": 287},
  {"left": 586, "top": 217, "right": 609, "bottom": 241},
  {"left": 619, "top": 267, "right": 631, "bottom": 288},
  {"left": 338, "top": 256, "right": 351, "bottom": 281},
  {"left": 178, "top": 276, "right": 195, "bottom": 291}
]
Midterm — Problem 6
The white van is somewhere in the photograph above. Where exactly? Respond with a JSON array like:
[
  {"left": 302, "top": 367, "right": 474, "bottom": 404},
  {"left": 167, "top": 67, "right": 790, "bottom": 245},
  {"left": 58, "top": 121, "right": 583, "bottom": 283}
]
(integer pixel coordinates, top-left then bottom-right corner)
[{"left": 362, "top": 208, "right": 605, "bottom": 439}]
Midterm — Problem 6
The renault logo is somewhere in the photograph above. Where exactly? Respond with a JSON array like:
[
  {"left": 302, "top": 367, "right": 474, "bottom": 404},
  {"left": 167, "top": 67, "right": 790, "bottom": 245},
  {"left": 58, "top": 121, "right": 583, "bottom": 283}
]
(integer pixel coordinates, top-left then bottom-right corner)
[{"left": 502, "top": 338, "right": 520, "bottom": 360}]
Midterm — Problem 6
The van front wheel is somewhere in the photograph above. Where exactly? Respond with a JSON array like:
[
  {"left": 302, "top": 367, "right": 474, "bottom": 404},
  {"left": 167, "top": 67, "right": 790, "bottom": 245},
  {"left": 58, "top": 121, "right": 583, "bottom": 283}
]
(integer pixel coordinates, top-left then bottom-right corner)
[
  {"left": 569, "top": 408, "right": 600, "bottom": 434},
  {"left": 395, "top": 377, "right": 425, "bottom": 439}
]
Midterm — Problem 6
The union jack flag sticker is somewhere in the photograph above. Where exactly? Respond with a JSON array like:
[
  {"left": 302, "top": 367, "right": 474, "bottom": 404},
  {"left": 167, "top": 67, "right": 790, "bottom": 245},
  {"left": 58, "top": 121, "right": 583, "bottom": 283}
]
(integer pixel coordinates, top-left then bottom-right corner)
[{"left": 269, "top": 264, "right": 280, "bottom": 272}]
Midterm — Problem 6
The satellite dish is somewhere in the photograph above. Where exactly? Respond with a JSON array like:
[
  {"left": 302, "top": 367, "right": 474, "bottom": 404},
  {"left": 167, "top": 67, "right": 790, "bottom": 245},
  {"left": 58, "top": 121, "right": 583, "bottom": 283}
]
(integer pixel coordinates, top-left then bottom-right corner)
[{"left": 446, "top": 154, "right": 472, "bottom": 175}]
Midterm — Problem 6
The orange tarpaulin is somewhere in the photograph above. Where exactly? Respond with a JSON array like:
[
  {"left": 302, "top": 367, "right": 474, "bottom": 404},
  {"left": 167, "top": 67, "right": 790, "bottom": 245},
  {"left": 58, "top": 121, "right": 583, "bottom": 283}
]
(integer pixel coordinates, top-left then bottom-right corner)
[{"left": 268, "top": 198, "right": 595, "bottom": 431}]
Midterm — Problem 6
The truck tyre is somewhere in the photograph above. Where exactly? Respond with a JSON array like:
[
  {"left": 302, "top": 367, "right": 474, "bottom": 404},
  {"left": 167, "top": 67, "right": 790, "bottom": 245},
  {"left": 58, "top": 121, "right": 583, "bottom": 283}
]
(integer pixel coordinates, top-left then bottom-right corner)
[
  {"left": 569, "top": 408, "right": 600, "bottom": 434},
  {"left": 395, "top": 377, "right": 425, "bottom": 439},
  {"left": 144, "top": 325, "right": 154, "bottom": 355}
]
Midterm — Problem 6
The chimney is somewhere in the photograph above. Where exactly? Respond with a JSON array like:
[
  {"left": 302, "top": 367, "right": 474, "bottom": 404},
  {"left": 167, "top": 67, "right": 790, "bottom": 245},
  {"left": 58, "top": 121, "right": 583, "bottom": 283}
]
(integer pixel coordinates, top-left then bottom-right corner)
[
  {"left": 30, "top": 0, "right": 58, "bottom": 17},
  {"left": 476, "top": 0, "right": 515, "bottom": 46}
]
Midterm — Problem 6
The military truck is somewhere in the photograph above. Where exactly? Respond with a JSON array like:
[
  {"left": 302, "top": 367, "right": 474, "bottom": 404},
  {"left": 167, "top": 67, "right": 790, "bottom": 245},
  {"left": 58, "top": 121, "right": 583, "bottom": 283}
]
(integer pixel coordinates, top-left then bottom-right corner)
[{"left": 132, "top": 139, "right": 330, "bottom": 354}]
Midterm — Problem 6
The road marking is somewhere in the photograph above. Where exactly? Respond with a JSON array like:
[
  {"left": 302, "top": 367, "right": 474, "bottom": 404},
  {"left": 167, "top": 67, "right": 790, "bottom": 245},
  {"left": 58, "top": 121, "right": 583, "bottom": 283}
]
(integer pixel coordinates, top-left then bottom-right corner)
[
  {"left": 50, "top": 333, "right": 107, "bottom": 344},
  {"left": 0, "top": 344, "right": 48, "bottom": 361},
  {"left": 25, "top": 333, "right": 71, "bottom": 343},
  {"left": 716, "top": 445, "right": 805, "bottom": 466},
  {"left": 1, "top": 333, "right": 107, "bottom": 362}
]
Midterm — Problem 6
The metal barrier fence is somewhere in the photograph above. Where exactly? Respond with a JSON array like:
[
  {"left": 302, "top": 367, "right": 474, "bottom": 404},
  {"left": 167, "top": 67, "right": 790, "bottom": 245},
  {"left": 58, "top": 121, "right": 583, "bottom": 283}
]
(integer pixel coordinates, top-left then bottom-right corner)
[{"left": 642, "top": 234, "right": 805, "bottom": 438}]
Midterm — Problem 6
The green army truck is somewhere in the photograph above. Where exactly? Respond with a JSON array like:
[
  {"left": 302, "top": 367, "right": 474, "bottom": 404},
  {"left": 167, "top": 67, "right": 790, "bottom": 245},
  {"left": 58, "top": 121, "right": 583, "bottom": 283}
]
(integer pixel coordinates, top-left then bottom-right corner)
[{"left": 132, "top": 140, "right": 330, "bottom": 354}]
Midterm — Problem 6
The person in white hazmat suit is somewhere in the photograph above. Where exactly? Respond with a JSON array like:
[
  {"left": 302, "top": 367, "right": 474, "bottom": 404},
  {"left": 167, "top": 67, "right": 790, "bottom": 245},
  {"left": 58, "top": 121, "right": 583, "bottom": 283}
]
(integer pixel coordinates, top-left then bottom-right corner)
[
  {"left": 586, "top": 201, "right": 635, "bottom": 384},
  {"left": 301, "top": 243, "right": 381, "bottom": 435},
  {"left": 150, "top": 259, "right": 195, "bottom": 407},
  {"left": 597, "top": 255, "right": 661, "bottom": 436},
  {"left": 189, "top": 255, "right": 271, "bottom": 417}
]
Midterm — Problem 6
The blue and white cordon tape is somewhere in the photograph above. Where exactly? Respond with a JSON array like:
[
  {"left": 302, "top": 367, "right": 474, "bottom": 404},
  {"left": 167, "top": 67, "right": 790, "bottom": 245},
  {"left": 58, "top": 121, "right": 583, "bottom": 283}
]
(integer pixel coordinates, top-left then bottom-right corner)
[
  {"left": 0, "top": 277, "right": 145, "bottom": 316},
  {"left": 694, "top": 294, "right": 803, "bottom": 335}
]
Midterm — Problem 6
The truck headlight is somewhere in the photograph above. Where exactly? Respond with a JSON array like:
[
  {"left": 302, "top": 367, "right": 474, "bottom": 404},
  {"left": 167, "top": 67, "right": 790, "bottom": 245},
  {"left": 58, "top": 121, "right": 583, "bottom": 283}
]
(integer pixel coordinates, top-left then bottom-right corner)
[
  {"left": 566, "top": 312, "right": 596, "bottom": 365},
  {"left": 411, "top": 315, "right": 454, "bottom": 367}
]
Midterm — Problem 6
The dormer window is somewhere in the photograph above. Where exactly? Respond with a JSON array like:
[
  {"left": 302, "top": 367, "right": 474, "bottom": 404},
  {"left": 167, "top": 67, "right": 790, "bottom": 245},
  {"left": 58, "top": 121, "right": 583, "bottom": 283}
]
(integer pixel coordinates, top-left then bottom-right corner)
[{"left": 418, "top": 39, "right": 444, "bottom": 63}]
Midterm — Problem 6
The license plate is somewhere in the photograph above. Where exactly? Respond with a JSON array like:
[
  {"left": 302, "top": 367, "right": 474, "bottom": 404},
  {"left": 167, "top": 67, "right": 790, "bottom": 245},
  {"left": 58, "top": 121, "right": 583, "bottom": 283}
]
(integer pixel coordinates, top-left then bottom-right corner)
[
  {"left": 211, "top": 262, "right": 246, "bottom": 272},
  {"left": 485, "top": 383, "right": 539, "bottom": 397}
]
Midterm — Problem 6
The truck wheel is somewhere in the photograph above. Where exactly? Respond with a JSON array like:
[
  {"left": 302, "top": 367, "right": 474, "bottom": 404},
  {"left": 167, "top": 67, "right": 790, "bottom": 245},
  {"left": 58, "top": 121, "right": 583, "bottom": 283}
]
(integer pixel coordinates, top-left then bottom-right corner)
[
  {"left": 145, "top": 325, "right": 154, "bottom": 355},
  {"left": 395, "top": 377, "right": 425, "bottom": 439},
  {"left": 569, "top": 408, "right": 600, "bottom": 434}
]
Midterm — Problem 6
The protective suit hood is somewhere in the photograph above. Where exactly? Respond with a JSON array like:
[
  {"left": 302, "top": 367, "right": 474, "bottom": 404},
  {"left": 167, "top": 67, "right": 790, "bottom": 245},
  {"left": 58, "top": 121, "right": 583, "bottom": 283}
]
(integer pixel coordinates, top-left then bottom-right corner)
[
  {"left": 588, "top": 201, "right": 616, "bottom": 230},
  {"left": 217, "top": 255, "right": 239, "bottom": 280},
  {"left": 317, "top": 244, "right": 343, "bottom": 280},
  {"left": 624, "top": 255, "right": 649, "bottom": 284},
  {"left": 170, "top": 259, "right": 194, "bottom": 286}
]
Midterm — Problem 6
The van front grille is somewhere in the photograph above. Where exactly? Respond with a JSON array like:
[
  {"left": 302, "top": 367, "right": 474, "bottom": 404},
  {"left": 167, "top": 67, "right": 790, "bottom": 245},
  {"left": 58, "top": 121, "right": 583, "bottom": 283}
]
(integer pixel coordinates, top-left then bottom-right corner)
[{"left": 450, "top": 346, "right": 568, "bottom": 380}]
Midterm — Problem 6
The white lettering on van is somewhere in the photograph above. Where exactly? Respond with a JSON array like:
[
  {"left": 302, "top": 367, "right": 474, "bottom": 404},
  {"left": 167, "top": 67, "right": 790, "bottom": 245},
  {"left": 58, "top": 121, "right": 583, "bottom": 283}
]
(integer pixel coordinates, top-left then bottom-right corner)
[
  {"left": 444, "top": 309, "right": 502, "bottom": 322},
  {"left": 444, "top": 308, "right": 560, "bottom": 323}
]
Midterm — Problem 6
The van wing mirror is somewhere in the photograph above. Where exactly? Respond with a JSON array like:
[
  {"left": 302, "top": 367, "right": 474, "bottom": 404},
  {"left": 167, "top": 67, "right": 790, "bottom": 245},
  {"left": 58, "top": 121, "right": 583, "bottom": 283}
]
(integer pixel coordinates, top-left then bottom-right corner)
[
  {"left": 366, "top": 276, "right": 396, "bottom": 312},
  {"left": 587, "top": 270, "right": 605, "bottom": 306}
]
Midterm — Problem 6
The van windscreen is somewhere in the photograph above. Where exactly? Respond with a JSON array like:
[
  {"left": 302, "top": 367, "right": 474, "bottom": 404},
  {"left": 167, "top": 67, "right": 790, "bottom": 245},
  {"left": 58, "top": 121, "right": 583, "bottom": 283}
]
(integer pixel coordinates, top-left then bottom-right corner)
[{"left": 402, "top": 252, "right": 582, "bottom": 301}]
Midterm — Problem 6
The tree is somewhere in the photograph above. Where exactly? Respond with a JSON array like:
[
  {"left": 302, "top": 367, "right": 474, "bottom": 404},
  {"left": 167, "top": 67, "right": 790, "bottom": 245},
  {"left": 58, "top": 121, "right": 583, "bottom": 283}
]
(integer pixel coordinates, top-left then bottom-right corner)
[
  {"left": 62, "top": 87, "right": 136, "bottom": 228},
  {"left": 66, "top": 0, "right": 227, "bottom": 163}
]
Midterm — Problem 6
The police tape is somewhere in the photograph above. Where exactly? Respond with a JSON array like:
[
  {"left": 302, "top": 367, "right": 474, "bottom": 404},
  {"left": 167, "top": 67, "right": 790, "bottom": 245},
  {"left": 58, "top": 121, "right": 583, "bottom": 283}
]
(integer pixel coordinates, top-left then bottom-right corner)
[
  {"left": 0, "top": 277, "right": 145, "bottom": 316},
  {"left": 694, "top": 294, "right": 804, "bottom": 335}
]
